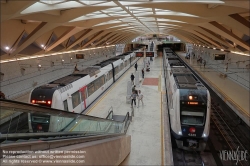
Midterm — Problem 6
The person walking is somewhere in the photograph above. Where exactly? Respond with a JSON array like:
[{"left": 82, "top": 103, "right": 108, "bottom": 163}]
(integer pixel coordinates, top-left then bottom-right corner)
[
  {"left": 134, "top": 63, "right": 138, "bottom": 71},
  {"left": 141, "top": 69, "right": 144, "bottom": 78},
  {"left": 130, "top": 91, "right": 137, "bottom": 108},
  {"left": 137, "top": 90, "right": 143, "bottom": 108},
  {"left": 130, "top": 73, "right": 135, "bottom": 85}
]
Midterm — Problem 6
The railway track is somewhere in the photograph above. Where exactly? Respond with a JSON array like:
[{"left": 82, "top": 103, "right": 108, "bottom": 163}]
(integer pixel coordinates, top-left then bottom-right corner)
[
  {"left": 173, "top": 148, "right": 205, "bottom": 166},
  {"left": 210, "top": 100, "right": 250, "bottom": 166}
]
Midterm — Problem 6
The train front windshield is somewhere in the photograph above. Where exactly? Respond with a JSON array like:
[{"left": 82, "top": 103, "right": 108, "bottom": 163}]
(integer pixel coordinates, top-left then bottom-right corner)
[{"left": 180, "top": 105, "right": 206, "bottom": 126}]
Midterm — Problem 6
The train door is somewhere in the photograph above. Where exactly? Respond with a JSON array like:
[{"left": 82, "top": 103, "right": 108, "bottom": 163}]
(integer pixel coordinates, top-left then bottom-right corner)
[{"left": 79, "top": 86, "right": 87, "bottom": 110}]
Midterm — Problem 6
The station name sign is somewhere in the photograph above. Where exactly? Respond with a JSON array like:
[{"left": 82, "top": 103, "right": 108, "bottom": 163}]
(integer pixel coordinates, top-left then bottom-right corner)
[{"left": 135, "top": 52, "right": 154, "bottom": 57}]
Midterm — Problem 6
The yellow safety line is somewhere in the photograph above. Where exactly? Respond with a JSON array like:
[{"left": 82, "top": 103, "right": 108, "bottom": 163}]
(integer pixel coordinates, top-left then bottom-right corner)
[
  {"left": 161, "top": 92, "right": 164, "bottom": 166},
  {"left": 179, "top": 53, "right": 249, "bottom": 118},
  {"left": 160, "top": 55, "right": 164, "bottom": 166},
  {"left": 205, "top": 77, "right": 249, "bottom": 117}
]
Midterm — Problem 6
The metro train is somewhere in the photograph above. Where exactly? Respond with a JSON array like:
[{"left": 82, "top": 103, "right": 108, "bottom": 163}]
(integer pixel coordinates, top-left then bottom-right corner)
[
  {"left": 163, "top": 48, "right": 211, "bottom": 151},
  {"left": 28, "top": 51, "right": 139, "bottom": 133}
]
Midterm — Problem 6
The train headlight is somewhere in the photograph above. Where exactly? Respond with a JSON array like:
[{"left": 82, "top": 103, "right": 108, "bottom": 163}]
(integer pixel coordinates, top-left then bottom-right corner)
[
  {"left": 189, "top": 96, "right": 193, "bottom": 100},
  {"left": 178, "top": 131, "right": 182, "bottom": 135},
  {"left": 203, "top": 133, "right": 207, "bottom": 137}
]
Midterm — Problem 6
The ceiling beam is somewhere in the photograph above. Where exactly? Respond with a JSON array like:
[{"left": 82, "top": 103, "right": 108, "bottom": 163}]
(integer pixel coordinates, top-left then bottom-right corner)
[
  {"left": 81, "top": 31, "right": 105, "bottom": 48},
  {"left": 210, "top": 21, "right": 250, "bottom": 50},
  {"left": 10, "top": 22, "right": 50, "bottom": 56},
  {"left": 229, "top": 13, "right": 250, "bottom": 29},
  {"left": 96, "top": 33, "right": 118, "bottom": 47},
  {"left": 45, "top": 27, "right": 84, "bottom": 52},
  {"left": 91, "top": 32, "right": 112, "bottom": 47},
  {"left": 66, "top": 29, "right": 98, "bottom": 50}
]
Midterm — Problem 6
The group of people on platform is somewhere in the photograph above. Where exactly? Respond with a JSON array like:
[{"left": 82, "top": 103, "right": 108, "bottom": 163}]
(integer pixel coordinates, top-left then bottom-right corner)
[
  {"left": 130, "top": 85, "right": 143, "bottom": 108},
  {"left": 186, "top": 52, "right": 207, "bottom": 68},
  {"left": 128, "top": 58, "right": 155, "bottom": 108}
]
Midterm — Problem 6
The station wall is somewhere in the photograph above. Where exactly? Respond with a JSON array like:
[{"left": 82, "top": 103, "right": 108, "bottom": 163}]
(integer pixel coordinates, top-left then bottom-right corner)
[
  {"left": 0, "top": 46, "right": 116, "bottom": 99},
  {"left": 187, "top": 44, "right": 250, "bottom": 90}
]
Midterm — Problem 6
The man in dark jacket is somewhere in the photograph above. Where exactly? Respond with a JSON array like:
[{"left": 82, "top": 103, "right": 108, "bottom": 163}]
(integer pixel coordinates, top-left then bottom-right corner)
[
  {"left": 134, "top": 63, "right": 138, "bottom": 71},
  {"left": 131, "top": 73, "right": 135, "bottom": 85}
]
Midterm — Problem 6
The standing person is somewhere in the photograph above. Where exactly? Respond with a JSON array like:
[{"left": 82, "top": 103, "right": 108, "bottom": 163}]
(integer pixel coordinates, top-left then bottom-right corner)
[
  {"left": 132, "top": 85, "right": 136, "bottom": 93},
  {"left": 134, "top": 63, "right": 138, "bottom": 71},
  {"left": 130, "top": 73, "right": 135, "bottom": 85},
  {"left": 203, "top": 60, "right": 206, "bottom": 68},
  {"left": 130, "top": 91, "right": 137, "bottom": 108},
  {"left": 137, "top": 90, "right": 143, "bottom": 108},
  {"left": 141, "top": 69, "right": 144, "bottom": 78}
]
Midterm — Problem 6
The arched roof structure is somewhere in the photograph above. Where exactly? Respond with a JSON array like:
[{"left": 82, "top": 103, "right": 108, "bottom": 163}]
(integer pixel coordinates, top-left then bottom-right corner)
[{"left": 1, "top": 0, "right": 249, "bottom": 60}]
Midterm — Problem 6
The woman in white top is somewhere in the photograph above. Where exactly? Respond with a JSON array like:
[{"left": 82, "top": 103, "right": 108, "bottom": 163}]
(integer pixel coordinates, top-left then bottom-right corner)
[{"left": 137, "top": 90, "right": 143, "bottom": 108}]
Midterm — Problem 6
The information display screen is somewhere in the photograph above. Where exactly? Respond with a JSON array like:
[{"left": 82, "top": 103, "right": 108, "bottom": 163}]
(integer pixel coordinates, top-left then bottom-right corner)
[
  {"left": 146, "top": 52, "right": 154, "bottom": 57},
  {"left": 214, "top": 54, "right": 225, "bottom": 60},
  {"left": 135, "top": 52, "right": 155, "bottom": 57},
  {"left": 135, "top": 52, "right": 144, "bottom": 57},
  {"left": 76, "top": 54, "right": 85, "bottom": 59}
]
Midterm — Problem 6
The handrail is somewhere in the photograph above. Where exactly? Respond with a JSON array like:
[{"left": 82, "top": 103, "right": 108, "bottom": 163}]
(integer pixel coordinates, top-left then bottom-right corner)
[
  {"left": 122, "top": 112, "right": 130, "bottom": 133},
  {"left": 0, "top": 99, "right": 118, "bottom": 123},
  {"left": 0, "top": 99, "right": 132, "bottom": 144},
  {"left": 106, "top": 106, "right": 113, "bottom": 119}
]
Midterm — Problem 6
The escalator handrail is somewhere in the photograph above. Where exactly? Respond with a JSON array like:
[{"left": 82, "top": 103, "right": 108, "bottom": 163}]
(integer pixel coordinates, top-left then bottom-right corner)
[{"left": 0, "top": 99, "right": 121, "bottom": 123}]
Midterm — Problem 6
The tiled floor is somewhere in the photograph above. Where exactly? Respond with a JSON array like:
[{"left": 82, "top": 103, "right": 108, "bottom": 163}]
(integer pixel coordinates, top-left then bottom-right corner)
[{"left": 142, "top": 78, "right": 159, "bottom": 86}]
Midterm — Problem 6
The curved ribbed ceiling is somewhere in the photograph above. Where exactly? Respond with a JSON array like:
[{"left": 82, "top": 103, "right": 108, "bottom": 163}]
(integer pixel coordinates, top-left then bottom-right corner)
[{"left": 1, "top": 0, "right": 249, "bottom": 59}]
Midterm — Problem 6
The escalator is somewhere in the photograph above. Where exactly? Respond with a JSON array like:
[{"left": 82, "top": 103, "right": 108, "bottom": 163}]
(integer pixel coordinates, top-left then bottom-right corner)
[{"left": 0, "top": 99, "right": 131, "bottom": 165}]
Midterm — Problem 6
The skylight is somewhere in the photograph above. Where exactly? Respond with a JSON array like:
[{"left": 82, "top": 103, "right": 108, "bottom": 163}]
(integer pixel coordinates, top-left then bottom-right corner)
[{"left": 40, "top": 0, "right": 66, "bottom": 5}]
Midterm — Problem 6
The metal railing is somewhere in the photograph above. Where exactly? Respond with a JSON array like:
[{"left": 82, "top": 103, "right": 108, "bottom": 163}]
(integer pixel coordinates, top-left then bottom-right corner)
[{"left": 0, "top": 99, "right": 130, "bottom": 144}]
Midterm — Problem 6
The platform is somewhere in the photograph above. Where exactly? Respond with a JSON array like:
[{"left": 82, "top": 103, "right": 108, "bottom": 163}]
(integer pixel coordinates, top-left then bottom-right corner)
[
  {"left": 177, "top": 52, "right": 250, "bottom": 126},
  {"left": 83, "top": 56, "right": 172, "bottom": 165}
]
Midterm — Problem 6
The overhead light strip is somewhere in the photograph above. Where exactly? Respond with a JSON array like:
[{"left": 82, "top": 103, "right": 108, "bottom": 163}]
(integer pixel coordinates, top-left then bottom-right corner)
[{"left": 0, "top": 45, "right": 115, "bottom": 64}]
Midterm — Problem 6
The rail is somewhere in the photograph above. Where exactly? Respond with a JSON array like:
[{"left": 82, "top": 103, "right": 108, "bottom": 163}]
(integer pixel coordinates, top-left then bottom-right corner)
[{"left": 0, "top": 99, "right": 130, "bottom": 145}]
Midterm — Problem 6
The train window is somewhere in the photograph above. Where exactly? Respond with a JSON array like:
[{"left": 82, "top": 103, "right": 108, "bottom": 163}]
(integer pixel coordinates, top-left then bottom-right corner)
[
  {"left": 180, "top": 106, "right": 206, "bottom": 126},
  {"left": 109, "top": 70, "right": 113, "bottom": 80},
  {"left": 72, "top": 91, "right": 80, "bottom": 109},
  {"left": 125, "top": 60, "right": 127, "bottom": 67},
  {"left": 121, "top": 63, "right": 124, "bottom": 70},
  {"left": 94, "top": 75, "right": 105, "bottom": 90},
  {"left": 63, "top": 100, "right": 68, "bottom": 111},
  {"left": 114, "top": 66, "right": 119, "bottom": 75},
  {"left": 87, "top": 82, "right": 95, "bottom": 96}
]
